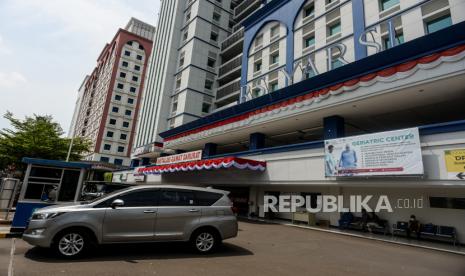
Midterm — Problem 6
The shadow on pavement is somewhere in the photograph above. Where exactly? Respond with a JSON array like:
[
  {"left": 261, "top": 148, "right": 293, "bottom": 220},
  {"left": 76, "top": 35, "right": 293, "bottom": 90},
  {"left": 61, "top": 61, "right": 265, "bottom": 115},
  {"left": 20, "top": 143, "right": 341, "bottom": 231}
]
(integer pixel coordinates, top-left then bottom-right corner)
[{"left": 24, "top": 242, "right": 253, "bottom": 263}]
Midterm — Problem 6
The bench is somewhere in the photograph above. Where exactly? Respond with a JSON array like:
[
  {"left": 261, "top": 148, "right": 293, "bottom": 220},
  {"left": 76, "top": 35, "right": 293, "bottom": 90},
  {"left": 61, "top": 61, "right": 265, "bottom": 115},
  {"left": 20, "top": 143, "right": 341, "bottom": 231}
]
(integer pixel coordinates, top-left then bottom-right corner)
[
  {"left": 393, "top": 221, "right": 458, "bottom": 245},
  {"left": 421, "top": 224, "right": 458, "bottom": 246}
]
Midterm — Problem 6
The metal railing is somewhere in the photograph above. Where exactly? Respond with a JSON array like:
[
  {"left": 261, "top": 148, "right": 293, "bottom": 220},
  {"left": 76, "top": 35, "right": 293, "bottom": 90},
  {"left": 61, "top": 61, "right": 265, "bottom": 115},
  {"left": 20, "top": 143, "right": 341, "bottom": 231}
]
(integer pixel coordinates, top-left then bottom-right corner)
[
  {"left": 216, "top": 79, "right": 241, "bottom": 99},
  {"left": 234, "top": 0, "right": 261, "bottom": 19},
  {"left": 218, "top": 55, "right": 243, "bottom": 76},
  {"left": 221, "top": 28, "right": 244, "bottom": 51}
]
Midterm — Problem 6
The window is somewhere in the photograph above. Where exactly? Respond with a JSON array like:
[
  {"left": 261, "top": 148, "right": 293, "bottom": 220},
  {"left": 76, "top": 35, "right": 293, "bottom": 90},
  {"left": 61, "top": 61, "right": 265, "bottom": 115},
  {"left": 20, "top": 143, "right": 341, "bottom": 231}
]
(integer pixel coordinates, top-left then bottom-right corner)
[
  {"left": 114, "top": 95, "right": 121, "bottom": 101},
  {"left": 429, "top": 197, "right": 465, "bottom": 209},
  {"left": 123, "top": 121, "right": 130, "bottom": 128},
  {"left": 117, "top": 146, "right": 125, "bottom": 153},
  {"left": 114, "top": 159, "right": 123, "bottom": 165},
  {"left": 383, "top": 33, "right": 404, "bottom": 49},
  {"left": 305, "top": 36, "right": 315, "bottom": 48},
  {"left": 172, "top": 102, "right": 178, "bottom": 113},
  {"left": 210, "top": 32, "right": 218, "bottom": 42},
  {"left": 100, "top": 156, "right": 110, "bottom": 163},
  {"left": 175, "top": 78, "right": 182, "bottom": 90},
  {"left": 117, "top": 83, "right": 124, "bottom": 89},
  {"left": 204, "top": 79, "right": 214, "bottom": 90},
  {"left": 122, "top": 61, "right": 129, "bottom": 67},
  {"left": 329, "top": 22, "right": 341, "bottom": 36},
  {"left": 183, "top": 32, "right": 188, "bottom": 41},
  {"left": 254, "top": 61, "right": 262, "bottom": 72},
  {"left": 124, "top": 50, "right": 131, "bottom": 56},
  {"left": 307, "top": 69, "right": 316, "bottom": 79},
  {"left": 137, "top": 55, "right": 143, "bottom": 61},
  {"left": 304, "top": 5, "right": 315, "bottom": 17},
  {"left": 255, "top": 35, "right": 263, "bottom": 48},
  {"left": 270, "top": 25, "right": 279, "bottom": 38},
  {"left": 213, "top": 12, "right": 221, "bottom": 22},
  {"left": 134, "top": 65, "right": 141, "bottom": 71},
  {"left": 132, "top": 76, "right": 138, "bottom": 82},
  {"left": 158, "top": 190, "right": 195, "bottom": 206},
  {"left": 270, "top": 82, "right": 279, "bottom": 92},
  {"left": 127, "top": 98, "right": 134, "bottom": 104},
  {"left": 271, "top": 53, "right": 279, "bottom": 65},
  {"left": 185, "top": 11, "right": 191, "bottom": 22},
  {"left": 179, "top": 52, "right": 185, "bottom": 67},
  {"left": 119, "top": 72, "right": 126, "bottom": 78},
  {"left": 120, "top": 133, "right": 127, "bottom": 140},
  {"left": 112, "top": 107, "right": 119, "bottom": 113},
  {"left": 331, "top": 59, "right": 344, "bottom": 69},
  {"left": 139, "top": 45, "right": 144, "bottom": 50},
  {"left": 125, "top": 110, "right": 132, "bottom": 116},
  {"left": 426, "top": 14, "right": 452, "bottom": 34},
  {"left": 380, "top": 0, "right": 399, "bottom": 11},
  {"left": 195, "top": 191, "right": 222, "bottom": 206},
  {"left": 127, "top": 41, "right": 133, "bottom": 46},
  {"left": 104, "top": 144, "right": 111, "bottom": 150},
  {"left": 109, "top": 118, "right": 116, "bottom": 125},
  {"left": 114, "top": 190, "right": 158, "bottom": 207},
  {"left": 202, "top": 103, "right": 211, "bottom": 113},
  {"left": 207, "top": 57, "right": 216, "bottom": 68},
  {"left": 106, "top": 131, "right": 114, "bottom": 138},
  {"left": 130, "top": 87, "right": 137, "bottom": 93}
]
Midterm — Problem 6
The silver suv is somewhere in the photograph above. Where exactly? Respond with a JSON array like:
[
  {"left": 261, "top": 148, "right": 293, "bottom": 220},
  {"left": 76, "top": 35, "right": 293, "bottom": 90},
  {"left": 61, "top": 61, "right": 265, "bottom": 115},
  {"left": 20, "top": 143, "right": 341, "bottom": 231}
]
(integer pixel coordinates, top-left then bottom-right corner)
[{"left": 23, "top": 185, "right": 238, "bottom": 258}]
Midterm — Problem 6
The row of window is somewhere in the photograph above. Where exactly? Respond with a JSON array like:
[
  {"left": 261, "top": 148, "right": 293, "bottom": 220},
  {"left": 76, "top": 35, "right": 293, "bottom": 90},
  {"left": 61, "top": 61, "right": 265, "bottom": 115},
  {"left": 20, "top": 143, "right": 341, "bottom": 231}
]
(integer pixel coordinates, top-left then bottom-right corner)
[
  {"left": 121, "top": 61, "right": 141, "bottom": 71},
  {"left": 123, "top": 50, "right": 144, "bottom": 61},
  {"left": 126, "top": 40, "right": 145, "bottom": 50},
  {"left": 119, "top": 71, "right": 139, "bottom": 82},
  {"left": 114, "top": 94, "right": 135, "bottom": 104},
  {"left": 100, "top": 156, "right": 124, "bottom": 165},
  {"left": 103, "top": 144, "right": 126, "bottom": 153},
  {"left": 111, "top": 106, "right": 133, "bottom": 116},
  {"left": 109, "top": 118, "right": 130, "bottom": 128},
  {"left": 106, "top": 131, "right": 128, "bottom": 140},
  {"left": 116, "top": 83, "right": 138, "bottom": 93}
]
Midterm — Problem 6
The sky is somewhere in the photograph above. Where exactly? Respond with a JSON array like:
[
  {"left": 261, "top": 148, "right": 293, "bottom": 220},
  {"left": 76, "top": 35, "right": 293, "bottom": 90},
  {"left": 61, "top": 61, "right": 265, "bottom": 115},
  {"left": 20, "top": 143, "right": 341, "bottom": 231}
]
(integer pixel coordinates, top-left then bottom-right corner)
[{"left": 0, "top": 0, "right": 160, "bottom": 135}]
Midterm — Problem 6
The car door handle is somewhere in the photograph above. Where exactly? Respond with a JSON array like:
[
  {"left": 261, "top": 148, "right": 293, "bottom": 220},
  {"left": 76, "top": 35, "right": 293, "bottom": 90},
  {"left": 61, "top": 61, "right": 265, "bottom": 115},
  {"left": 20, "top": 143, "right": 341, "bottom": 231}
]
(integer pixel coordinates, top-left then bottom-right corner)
[
  {"left": 143, "top": 210, "right": 156, "bottom": 213},
  {"left": 189, "top": 209, "right": 200, "bottom": 212}
]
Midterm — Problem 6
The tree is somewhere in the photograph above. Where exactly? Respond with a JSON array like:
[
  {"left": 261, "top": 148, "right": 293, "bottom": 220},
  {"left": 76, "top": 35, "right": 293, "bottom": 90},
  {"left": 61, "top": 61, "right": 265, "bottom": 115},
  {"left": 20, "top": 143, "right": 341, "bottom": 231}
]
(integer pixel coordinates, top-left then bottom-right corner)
[{"left": 0, "top": 112, "right": 91, "bottom": 173}]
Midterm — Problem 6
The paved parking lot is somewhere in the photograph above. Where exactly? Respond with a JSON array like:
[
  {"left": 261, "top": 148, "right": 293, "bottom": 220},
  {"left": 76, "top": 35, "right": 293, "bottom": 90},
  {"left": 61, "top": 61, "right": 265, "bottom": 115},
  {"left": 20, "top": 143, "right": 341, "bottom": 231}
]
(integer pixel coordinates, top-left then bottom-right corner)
[{"left": 1, "top": 221, "right": 465, "bottom": 276}]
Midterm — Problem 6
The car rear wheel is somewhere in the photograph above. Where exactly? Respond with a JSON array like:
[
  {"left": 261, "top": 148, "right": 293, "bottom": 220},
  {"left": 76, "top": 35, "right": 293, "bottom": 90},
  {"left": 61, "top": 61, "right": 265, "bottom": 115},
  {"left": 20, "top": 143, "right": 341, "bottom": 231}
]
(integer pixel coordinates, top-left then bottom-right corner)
[
  {"left": 191, "top": 229, "right": 219, "bottom": 254},
  {"left": 53, "top": 230, "right": 89, "bottom": 258}
]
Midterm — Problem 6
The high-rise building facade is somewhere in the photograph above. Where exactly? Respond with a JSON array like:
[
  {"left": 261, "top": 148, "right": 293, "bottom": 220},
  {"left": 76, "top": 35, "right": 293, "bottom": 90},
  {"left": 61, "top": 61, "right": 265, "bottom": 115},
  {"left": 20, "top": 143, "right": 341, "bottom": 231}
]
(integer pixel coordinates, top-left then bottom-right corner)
[
  {"left": 116, "top": 0, "right": 465, "bottom": 240},
  {"left": 132, "top": 0, "right": 266, "bottom": 163},
  {"left": 71, "top": 18, "right": 155, "bottom": 166}
]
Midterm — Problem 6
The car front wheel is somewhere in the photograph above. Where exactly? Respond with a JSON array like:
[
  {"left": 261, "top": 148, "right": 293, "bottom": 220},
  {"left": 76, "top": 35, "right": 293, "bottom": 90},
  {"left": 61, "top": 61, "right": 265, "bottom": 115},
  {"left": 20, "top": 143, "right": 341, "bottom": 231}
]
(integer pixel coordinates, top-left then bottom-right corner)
[
  {"left": 191, "top": 229, "right": 219, "bottom": 254},
  {"left": 53, "top": 230, "right": 89, "bottom": 258}
]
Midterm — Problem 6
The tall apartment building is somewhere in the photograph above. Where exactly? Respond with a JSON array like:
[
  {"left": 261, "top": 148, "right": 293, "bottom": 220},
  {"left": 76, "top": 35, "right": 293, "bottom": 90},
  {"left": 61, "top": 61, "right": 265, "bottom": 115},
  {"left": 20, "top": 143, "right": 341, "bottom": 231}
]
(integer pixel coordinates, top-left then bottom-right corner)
[
  {"left": 68, "top": 75, "right": 89, "bottom": 138},
  {"left": 71, "top": 18, "right": 155, "bottom": 166},
  {"left": 132, "top": 0, "right": 266, "bottom": 163}
]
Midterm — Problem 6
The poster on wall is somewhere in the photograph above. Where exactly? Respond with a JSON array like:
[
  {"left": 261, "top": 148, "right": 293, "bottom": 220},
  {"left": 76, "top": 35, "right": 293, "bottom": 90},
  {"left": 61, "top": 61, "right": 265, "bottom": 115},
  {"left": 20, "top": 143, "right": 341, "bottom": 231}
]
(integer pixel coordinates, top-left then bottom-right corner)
[
  {"left": 324, "top": 128, "right": 423, "bottom": 177},
  {"left": 444, "top": 149, "right": 465, "bottom": 180}
]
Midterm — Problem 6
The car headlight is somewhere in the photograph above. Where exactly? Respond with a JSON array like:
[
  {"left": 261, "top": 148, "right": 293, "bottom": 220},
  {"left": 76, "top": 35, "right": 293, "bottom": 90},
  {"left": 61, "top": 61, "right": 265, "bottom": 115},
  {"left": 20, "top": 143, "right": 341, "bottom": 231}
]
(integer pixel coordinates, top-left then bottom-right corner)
[
  {"left": 31, "top": 212, "right": 65, "bottom": 220},
  {"left": 30, "top": 228, "right": 46, "bottom": 236}
]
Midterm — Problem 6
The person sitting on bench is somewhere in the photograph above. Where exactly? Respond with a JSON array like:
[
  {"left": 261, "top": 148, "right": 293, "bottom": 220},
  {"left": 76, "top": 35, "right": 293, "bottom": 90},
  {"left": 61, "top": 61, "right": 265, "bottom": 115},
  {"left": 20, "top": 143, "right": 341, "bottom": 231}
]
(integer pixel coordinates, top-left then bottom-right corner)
[
  {"left": 366, "top": 212, "right": 383, "bottom": 233},
  {"left": 406, "top": 215, "right": 421, "bottom": 239}
]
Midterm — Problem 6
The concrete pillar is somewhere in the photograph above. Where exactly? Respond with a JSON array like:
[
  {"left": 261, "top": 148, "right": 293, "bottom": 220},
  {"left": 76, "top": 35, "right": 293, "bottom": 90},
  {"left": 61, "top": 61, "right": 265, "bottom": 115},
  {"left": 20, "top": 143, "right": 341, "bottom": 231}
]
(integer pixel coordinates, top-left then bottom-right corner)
[
  {"left": 323, "top": 115, "right": 345, "bottom": 139},
  {"left": 249, "top": 132, "right": 266, "bottom": 150}
]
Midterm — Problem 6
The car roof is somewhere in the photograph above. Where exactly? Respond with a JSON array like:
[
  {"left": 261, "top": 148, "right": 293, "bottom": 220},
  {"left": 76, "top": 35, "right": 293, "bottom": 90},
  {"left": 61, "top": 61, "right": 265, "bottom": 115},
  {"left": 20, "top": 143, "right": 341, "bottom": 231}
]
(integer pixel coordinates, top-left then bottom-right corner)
[{"left": 127, "top": 185, "right": 229, "bottom": 194}]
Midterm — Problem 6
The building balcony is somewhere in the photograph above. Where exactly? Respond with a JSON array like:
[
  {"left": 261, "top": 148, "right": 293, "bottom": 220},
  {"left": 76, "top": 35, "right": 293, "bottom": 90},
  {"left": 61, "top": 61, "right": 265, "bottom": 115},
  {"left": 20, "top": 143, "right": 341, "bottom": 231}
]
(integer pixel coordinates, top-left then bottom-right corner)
[
  {"left": 221, "top": 28, "right": 244, "bottom": 60},
  {"left": 218, "top": 54, "right": 242, "bottom": 84},
  {"left": 234, "top": 0, "right": 261, "bottom": 22},
  {"left": 216, "top": 78, "right": 241, "bottom": 101}
]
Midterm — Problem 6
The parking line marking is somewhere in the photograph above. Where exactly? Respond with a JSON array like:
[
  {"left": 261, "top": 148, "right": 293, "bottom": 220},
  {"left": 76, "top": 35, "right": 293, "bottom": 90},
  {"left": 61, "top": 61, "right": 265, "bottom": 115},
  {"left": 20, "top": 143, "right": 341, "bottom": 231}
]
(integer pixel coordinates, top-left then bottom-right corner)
[{"left": 8, "top": 238, "right": 15, "bottom": 276}]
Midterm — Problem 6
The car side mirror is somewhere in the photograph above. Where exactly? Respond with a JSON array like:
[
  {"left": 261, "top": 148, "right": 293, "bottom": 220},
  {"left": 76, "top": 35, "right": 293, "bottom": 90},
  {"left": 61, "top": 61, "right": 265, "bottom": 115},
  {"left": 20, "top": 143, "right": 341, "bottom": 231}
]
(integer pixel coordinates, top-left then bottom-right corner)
[{"left": 111, "top": 199, "right": 124, "bottom": 209}]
